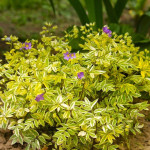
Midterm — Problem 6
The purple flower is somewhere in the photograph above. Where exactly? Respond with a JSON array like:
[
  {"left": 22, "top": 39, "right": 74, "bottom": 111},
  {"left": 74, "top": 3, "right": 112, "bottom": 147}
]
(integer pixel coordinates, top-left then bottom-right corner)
[
  {"left": 21, "top": 42, "right": 32, "bottom": 50},
  {"left": 35, "top": 93, "right": 44, "bottom": 102},
  {"left": 64, "top": 52, "right": 70, "bottom": 60},
  {"left": 70, "top": 53, "right": 76, "bottom": 59},
  {"left": 77, "top": 72, "right": 84, "bottom": 79},
  {"left": 64, "top": 52, "right": 76, "bottom": 60},
  {"left": 103, "top": 26, "right": 112, "bottom": 37}
]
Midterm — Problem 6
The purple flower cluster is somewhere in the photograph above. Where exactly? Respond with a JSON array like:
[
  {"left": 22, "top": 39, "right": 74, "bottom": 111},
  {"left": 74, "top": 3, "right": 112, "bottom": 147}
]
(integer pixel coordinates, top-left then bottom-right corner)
[
  {"left": 64, "top": 52, "right": 76, "bottom": 61},
  {"left": 21, "top": 42, "right": 32, "bottom": 50},
  {"left": 35, "top": 93, "right": 44, "bottom": 102},
  {"left": 103, "top": 26, "right": 112, "bottom": 37},
  {"left": 77, "top": 72, "right": 84, "bottom": 79}
]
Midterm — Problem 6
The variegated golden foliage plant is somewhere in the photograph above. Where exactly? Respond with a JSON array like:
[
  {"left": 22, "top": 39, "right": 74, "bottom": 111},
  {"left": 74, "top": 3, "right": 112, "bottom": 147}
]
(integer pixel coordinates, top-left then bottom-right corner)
[{"left": 0, "top": 23, "right": 149, "bottom": 150}]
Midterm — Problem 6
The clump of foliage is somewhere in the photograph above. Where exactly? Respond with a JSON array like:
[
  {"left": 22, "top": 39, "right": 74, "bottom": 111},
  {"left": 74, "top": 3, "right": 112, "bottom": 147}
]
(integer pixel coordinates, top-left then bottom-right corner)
[{"left": 0, "top": 23, "right": 150, "bottom": 150}]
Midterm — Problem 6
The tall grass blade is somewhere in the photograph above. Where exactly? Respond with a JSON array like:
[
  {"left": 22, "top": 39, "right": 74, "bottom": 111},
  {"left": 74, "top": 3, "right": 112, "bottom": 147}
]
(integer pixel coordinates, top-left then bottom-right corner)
[
  {"left": 68, "top": 0, "right": 89, "bottom": 25},
  {"left": 85, "top": 0, "right": 103, "bottom": 29},
  {"left": 103, "top": 0, "right": 117, "bottom": 23},
  {"left": 94, "top": 0, "right": 103, "bottom": 28},
  {"left": 48, "top": 0, "right": 56, "bottom": 15},
  {"left": 85, "top": 0, "right": 95, "bottom": 22},
  {"left": 114, "top": 0, "right": 128, "bottom": 21},
  {"left": 136, "top": 11, "right": 150, "bottom": 36}
]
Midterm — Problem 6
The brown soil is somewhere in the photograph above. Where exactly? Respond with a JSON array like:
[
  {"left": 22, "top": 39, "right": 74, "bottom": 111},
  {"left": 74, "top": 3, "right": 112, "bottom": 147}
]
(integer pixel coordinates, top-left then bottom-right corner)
[{"left": 0, "top": 129, "right": 25, "bottom": 150}]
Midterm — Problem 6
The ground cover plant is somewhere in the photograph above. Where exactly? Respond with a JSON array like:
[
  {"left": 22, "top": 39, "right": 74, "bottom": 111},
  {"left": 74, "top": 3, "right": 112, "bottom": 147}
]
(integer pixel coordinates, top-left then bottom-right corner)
[{"left": 0, "top": 23, "right": 150, "bottom": 150}]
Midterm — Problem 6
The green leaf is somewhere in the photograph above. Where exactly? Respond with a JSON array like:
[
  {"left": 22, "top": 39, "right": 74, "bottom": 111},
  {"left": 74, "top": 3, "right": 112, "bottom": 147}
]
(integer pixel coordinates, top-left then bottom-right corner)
[
  {"left": 56, "top": 137, "right": 63, "bottom": 145},
  {"left": 103, "top": 0, "right": 117, "bottom": 23},
  {"left": 34, "top": 120, "right": 39, "bottom": 128},
  {"left": 35, "top": 139, "right": 40, "bottom": 149},
  {"left": 91, "top": 99, "right": 98, "bottom": 109},
  {"left": 42, "top": 133, "right": 51, "bottom": 139},
  {"left": 114, "top": 0, "right": 128, "bottom": 21},
  {"left": 100, "top": 134, "right": 107, "bottom": 144},
  {"left": 94, "top": 0, "right": 103, "bottom": 28},
  {"left": 91, "top": 70, "right": 106, "bottom": 75},
  {"left": 85, "top": 0, "right": 95, "bottom": 22},
  {"left": 5, "top": 73, "right": 12, "bottom": 79},
  {"left": 31, "top": 141, "right": 37, "bottom": 150},
  {"left": 39, "top": 120, "right": 45, "bottom": 126},
  {"left": 107, "top": 134, "right": 115, "bottom": 144},
  {"left": 90, "top": 119, "right": 96, "bottom": 127},
  {"left": 14, "top": 127, "right": 19, "bottom": 137},
  {"left": 88, "top": 132, "right": 97, "bottom": 138},
  {"left": 24, "top": 137, "right": 31, "bottom": 143},
  {"left": 73, "top": 135, "right": 78, "bottom": 146},
  {"left": 18, "top": 135, "right": 23, "bottom": 145},
  {"left": 64, "top": 131, "right": 70, "bottom": 137},
  {"left": 11, "top": 137, "right": 18, "bottom": 145},
  {"left": 30, "top": 129, "right": 39, "bottom": 137},
  {"left": 80, "top": 136, "right": 86, "bottom": 144},
  {"left": 68, "top": 0, "right": 89, "bottom": 25},
  {"left": 63, "top": 111, "right": 70, "bottom": 118},
  {"left": 68, "top": 129, "right": 75, "bottom": 135},
  {"left": 136, "top": 11, "right": 150, "bottom": 36},
  {"left": 48, "top": 0, "right": 56, "bottom": 15},
  {"left": 25, "top": 145, "right": 30, "bottom": 150},
  {"left": 85, "top": 0, "right": 103, "bottom": 29},
  {"left": 38, "top": 135, "right": 46, "bottom": 144},
  {"left": 61, "top": 103, "right": 70, "bottom": 109},
  {"left": 108, "top": 144, "right": 119, "bottom": 150},
  {"left": 130, "top": 128, "right": 136, "bottom": 135}
]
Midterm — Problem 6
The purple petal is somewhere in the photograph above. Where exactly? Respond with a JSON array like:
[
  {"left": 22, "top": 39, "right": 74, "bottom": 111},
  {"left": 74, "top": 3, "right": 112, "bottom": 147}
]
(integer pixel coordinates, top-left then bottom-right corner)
[
  {"left": 64, "top": 56, "right": 70, "bottom": 60},
  {"left": 108, "top": 33, "right": 112, "bottom": 37},
  {"left": 70, "top": 53, "right": 76, "bottom": 59},
  {"left": 103, "top": 27, "right": 109, "bottom": 32},
  {"left": 21, "top": 42, "right": 32, "bottom": 50},
  {"left": 24, "top": 42, "right": 32, "bottom": 50},
  {"left": 64, "top": 52, "right": 71, "bottom": 60},
  {"left": 64, "top": 52, "right": 69, "bottom": 56},
  {"left": 35, "top": 93, "right": 44, "bottom": 102},
  {"left": 103, "top": 26, "right": 112, "bottom": 37},
  {"left": 77, "top": 72, "right": 84, "bottom": 79}
]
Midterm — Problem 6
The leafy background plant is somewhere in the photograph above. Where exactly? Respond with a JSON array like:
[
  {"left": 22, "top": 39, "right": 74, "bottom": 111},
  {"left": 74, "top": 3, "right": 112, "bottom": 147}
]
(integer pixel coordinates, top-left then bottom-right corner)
[{"left": 49, "top": 0, "right": 150, "bottom": 49}]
